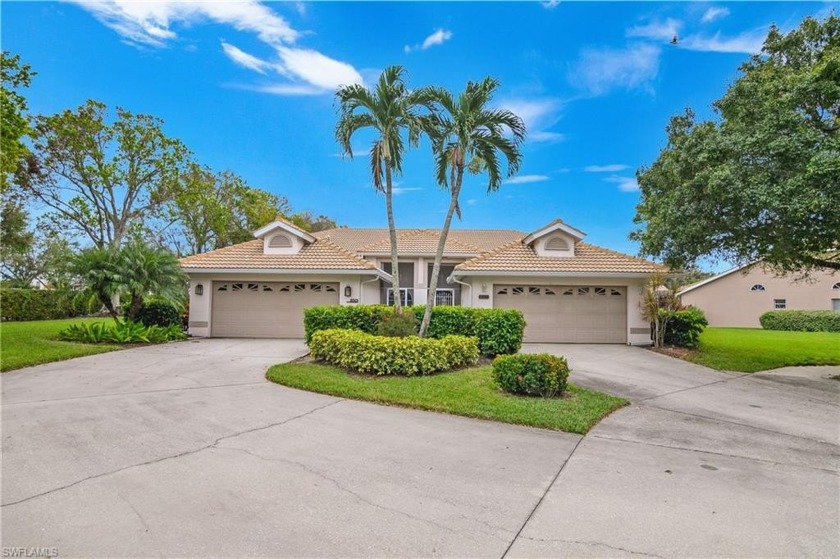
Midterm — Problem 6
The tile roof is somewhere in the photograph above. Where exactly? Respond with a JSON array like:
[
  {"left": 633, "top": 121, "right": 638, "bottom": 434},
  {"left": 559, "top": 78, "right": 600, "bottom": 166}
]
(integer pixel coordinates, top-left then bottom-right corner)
[
  {"left": 314, "top": 228, "right": 524, "bottom": 255},
  {"left": 455, "top": 241, "right": 666, "bottom": 274},
  {"left": 179, "top": 239, "right": 377, "bottom": 271}
]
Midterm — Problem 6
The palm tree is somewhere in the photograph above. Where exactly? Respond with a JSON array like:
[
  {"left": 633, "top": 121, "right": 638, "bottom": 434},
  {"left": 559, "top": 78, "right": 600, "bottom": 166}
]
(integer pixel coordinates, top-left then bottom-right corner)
[
  {"left": 418, "top": 78, "right": 526, "bottom": 337},
  {"left": 335, "top": 66, "right": 434, "bottom": 313}
]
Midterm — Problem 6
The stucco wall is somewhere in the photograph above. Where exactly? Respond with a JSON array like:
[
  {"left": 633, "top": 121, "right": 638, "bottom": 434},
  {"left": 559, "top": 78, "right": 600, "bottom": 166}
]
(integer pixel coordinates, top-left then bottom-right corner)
[
  {"left": 460, "top": 275, "right": 651, "bottom": 345},
  {"left": 680, "top": 266, "right": 840, "bottom": 327}
]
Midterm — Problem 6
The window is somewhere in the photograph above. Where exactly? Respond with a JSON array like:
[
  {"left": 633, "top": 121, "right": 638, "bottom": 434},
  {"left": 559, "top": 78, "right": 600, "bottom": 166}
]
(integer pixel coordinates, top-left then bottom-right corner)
[
  {"left": 545, "top": 237, "right": 569, "bottom": 251},
  {"left": 387, "top": 288, "right": 413, "bottom": 306},
  {"left": 774, "top": 299, "right": 786, "bottom": 309},
  {"left": 268, "top": 234, "right": 292, "bottom": 248},
  {"left": 435, "top": 289, "right": 454, "bottom": 306},
  {"left": 833, "top": 282, "right": 840, "bottom": 290},
  {"left": 750, "top": 284, "right": 766, "bottom": 292}
]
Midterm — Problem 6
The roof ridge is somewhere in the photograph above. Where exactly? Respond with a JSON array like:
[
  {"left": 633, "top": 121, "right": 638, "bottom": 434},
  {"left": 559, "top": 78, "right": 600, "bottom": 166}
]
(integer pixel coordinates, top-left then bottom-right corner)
[
  {"left": 578, "top": 242, "right": 667, "bottom": 270},
  {"left": 456, "top": 238, "right": 525, "bottom": 269},
  {"left": 179, "top": 239, "right": 261, "bottom": 262},
  {"left": 356, "top": 228, "right": 422, "bottom": 252},
  {"left": 316, "top": 237, "right": 377, "bottom": 269},
  {"left": 447, "top": 236, "right": 483, "bottom": 253}
]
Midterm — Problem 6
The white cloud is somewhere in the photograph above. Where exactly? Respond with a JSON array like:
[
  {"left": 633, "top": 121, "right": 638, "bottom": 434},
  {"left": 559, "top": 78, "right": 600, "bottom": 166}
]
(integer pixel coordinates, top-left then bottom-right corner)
[
  {"left": 504, "top": 174, "right": 550, "bottom": 185},
  {"left": 70, "top": 0, "right": 364, "bottom": 94},
  {"left": 701, "top": 6, "right": 730, "bottom": 23},
  {"left": 680, "top": 29, "right": 767, "bottom": 54},
  {"left": 626, "top": 18, "right": 682, "bottom": 41},
  {"left": 294, "top": 2, "right": 307, "bottom": 16},
  {"left": 392, "top": 187, "right": 423, "bottom": 195},
  {"left": 466, "top": 198, "right": 478, "bottom": 206},
  {"left": 541, "top": 0, "right": 560, "bottom": 8},
  {"left": 405, "top": 28, "right": 453, "bottom": 53},
  {"left": 570, "top": 44, "right": 660, "bottom": 96},
  {"left": 497, "top": 97, "right": 564, "bottom": 143},
  {"left": 604, "top": 175, "right": 640, "bottom": 192},
  {"left": 585, "top": 164, "right": 629, "bottom": 172},
  {"left": 221, "top": 42, "right": 272, "bottom": 74}
]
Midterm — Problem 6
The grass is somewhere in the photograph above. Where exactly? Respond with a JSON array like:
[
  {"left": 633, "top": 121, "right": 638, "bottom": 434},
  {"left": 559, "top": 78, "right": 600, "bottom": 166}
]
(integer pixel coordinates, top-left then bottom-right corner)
[
  {"left": 0, "top": 317, "right": 121, "bottom": 372},
  {"left": 685, "top": 327, "right": 840, "bottom": 373},
  {"left": 266, "top": 362, "right": 628, "bottom": 434}
]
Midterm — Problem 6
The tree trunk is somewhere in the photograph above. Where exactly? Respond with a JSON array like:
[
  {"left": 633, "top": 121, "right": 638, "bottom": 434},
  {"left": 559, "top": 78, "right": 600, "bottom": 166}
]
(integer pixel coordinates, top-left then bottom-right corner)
[
  {"left": 384, "top": 164, "right": 401, "bottom": 314},
  {"left": 419, "top": 167, "right": 463, "bottom": 337}
]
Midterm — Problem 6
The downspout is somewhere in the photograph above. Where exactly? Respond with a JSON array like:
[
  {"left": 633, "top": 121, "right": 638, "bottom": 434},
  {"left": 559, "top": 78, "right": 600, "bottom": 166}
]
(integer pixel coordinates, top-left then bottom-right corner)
[
  {"left": 360, "top": 275, "right": 382, "bottom": 305},
  {"left": 447, "top": 273, "right": 472, "bottom": 306}
]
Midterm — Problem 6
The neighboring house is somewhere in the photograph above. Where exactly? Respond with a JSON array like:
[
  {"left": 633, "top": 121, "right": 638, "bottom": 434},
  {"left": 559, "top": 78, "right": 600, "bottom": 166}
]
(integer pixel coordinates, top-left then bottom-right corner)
[
  {"left": 678, "top": 264, "right": 840, "bottom": 327},
  {"left": 179, "top": 217, "right": 664, "bottom": 344}
]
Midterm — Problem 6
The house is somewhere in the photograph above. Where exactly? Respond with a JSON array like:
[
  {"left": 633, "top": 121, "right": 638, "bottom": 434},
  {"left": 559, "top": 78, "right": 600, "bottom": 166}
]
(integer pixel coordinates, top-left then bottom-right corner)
[
  {"left": 179, "top": 217, "right": 665, "bottom": 344},
  {"left": 678, "top": 264, "right": 840, "bottom": 327}
]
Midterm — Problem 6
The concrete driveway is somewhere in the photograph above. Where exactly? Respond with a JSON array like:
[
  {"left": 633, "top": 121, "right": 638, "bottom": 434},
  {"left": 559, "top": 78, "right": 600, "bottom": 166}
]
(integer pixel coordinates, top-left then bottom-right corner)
[{"left": 2, "top": 340, "right": 838, "bottom": 557}]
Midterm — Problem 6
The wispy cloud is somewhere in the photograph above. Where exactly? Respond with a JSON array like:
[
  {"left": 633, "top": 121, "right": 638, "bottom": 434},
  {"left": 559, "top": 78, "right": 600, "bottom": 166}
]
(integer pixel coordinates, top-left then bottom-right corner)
[
  {"left": 570, "top": 44, "right": 660, "bottom": 96},
  {"left": 701, "top": 6, "right": 730, "bottom": 23},
  {"left": 585, "top": 164, "right": 629, "bottom": 172},
  {"left": 680, "top": 28, "right": 767, "bottom": 54},
  {"left": 504, "top": 174, "right": 550, "bottom": 185},
  {"left": 626, "top": 18, "right": 682, "bottom": 42},
  {"left": 70, "top": 0, "right": 363, "bottom": 94},
  {"left": 405, "top": 29, "right": 453, "bottom": 53},
  {"left": 466, "top": 198, "right": 478, "bottom": 206},
  {"left": 392, "top": 187, "right": 423, "bottom": 195},
  {"left": 497, "top": 97, "right": 564, "bottom": 143},
  {"left": 604, "top": 175, "right": 640, "bottom": 192},
  {"left": 541, "top": 0, "right": 560, "bottom": 9}
]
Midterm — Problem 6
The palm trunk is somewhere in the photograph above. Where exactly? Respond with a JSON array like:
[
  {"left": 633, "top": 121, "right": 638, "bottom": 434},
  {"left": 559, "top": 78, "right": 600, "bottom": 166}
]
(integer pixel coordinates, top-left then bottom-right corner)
[
  {"left": 419, "top": 167, "right": 463, "bottom": 337},
  {"left": 384, "top": 164, "right": 402, "bottom": 313}
]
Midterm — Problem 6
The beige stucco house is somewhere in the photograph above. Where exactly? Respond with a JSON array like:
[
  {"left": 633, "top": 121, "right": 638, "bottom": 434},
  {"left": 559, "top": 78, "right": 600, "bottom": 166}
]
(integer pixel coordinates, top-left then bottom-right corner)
[
  {"left": 179, "top": 217, "right": 665, "bottom": 344},
  {"left": 678, "top": 264, "right": 840, "bottom": 327}
]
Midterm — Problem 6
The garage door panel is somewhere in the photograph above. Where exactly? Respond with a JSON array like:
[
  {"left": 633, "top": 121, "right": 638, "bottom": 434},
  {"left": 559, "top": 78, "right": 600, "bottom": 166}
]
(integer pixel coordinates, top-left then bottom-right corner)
[
  {"left": 494, "top": 285, "right": 626, "bottom": 344},
  {"left": 211, "top": 281, "right": 338, "bottom": 338}
]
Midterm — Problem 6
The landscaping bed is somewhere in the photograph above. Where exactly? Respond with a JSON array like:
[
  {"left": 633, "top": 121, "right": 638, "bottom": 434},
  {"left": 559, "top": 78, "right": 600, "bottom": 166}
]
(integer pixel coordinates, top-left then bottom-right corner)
[{"left": 266, "top": 362, "right": 627, "bottom": 434}]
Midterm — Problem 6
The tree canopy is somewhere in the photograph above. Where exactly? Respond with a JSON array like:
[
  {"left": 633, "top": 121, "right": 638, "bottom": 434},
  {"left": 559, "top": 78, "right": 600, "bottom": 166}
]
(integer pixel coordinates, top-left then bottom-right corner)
[
  {"left": 632, "top": 15, "right": 840, "bottom": 273},
  {"left": 1, "top": 51, "right": 34, "bottom": 192}
]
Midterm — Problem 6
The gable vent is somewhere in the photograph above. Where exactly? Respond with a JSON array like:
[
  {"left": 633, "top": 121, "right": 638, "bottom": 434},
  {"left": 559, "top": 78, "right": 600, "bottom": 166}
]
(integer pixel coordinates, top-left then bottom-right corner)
[
  {"left": 268, "top": 234, "right": 293, "bottom": 248},
  {"left": 545, "top": 237, "right": 570, "bottom": 251}
]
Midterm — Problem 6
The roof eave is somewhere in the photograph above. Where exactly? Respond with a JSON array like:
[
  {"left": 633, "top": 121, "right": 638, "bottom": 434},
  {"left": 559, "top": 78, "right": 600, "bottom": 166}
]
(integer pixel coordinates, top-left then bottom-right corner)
[
  {"left": 451, "top": 270, "right": 658, "bottom": 278},
  {"left": 181, "top": 267, "right": 391, "bottom": 281}
]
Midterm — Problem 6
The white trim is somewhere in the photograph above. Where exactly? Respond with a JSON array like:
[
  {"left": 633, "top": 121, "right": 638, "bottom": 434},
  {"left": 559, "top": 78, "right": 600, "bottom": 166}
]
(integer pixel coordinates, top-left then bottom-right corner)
[
  {"left": 523, "top": 221, "right": 586, "bottom": 245},
  {"left": 357, "top": 251, "right": 479, "bottom": 258},
  {"left": 676, "top": 263, "right": 754, "bottom": 296},
  {"left": 252, "top": 220, "right": 316, "bottom": 243},
  {"left": 450, "top": 270, "right": 654, "bottom": 279},
  {"left": 183, "top": 267, "right": 392, "bottom": 281}
]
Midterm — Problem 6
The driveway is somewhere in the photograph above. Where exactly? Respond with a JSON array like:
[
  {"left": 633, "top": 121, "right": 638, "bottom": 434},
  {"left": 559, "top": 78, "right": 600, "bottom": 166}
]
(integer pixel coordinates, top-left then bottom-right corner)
[{"left": 2, "top": 340, "right": 838, "bottom": 557}]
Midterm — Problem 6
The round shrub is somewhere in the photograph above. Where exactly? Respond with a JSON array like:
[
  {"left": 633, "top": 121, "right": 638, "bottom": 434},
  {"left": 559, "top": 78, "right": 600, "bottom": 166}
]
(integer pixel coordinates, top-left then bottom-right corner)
[
  {"left": 135, "top": 300, "right": 182, "bottom": 327},
  {"left": 493, "top": 353, "right": 570, "bottom": 398},
  {"left": 661, "top": 306, "right": 708, "bottom": 348}
]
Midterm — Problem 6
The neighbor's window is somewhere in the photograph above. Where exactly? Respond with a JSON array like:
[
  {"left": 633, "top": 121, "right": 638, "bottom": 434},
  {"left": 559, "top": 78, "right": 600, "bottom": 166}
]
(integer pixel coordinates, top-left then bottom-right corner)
[
  {"left": 750, "top": 284, "right": 766, "bottom": 292},
  {"left": 774, "top": 299, "right": 786, "bottom": 309},
  {"left": 833, "top": 282, "right": 840, "bottom": 290}
]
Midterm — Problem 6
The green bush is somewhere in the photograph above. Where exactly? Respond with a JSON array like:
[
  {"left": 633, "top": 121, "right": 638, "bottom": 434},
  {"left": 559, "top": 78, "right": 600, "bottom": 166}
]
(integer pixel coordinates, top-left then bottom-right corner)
[
  {"left": 493, "top": 353, "right": 570, "bottom": 398},
  {"left": 134, "top": 300, "right": 182, "bottom": 327},
  {"left": 377, "top": 311, "right": 418, "bottom": 337},
  {"left": 59, "top": 320, "right": 187, "bottom": 344},
  {"left": 309, "top": 329, "right": 479, "bottom": 376},
  {"left": 0, "top": 288, "right": 92, "bottom": 321},
  {"left": 759, "top": 310, "right": 840, "bottom": 332},
  {"left": 661, "top": 307, "right": 709, "bottom": 348},
  {"left": 304, "top": 305, "right": 524, "bottom": 356}
]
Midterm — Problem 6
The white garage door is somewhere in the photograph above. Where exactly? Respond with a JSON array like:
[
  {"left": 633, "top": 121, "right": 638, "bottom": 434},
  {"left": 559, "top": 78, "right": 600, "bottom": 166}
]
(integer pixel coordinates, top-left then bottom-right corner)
[
  {"left": 494, "top": 285, "right": 627, "bottom": 343},
  {"left": 211, "top": 281, "right": 339, "bottom": 338}
]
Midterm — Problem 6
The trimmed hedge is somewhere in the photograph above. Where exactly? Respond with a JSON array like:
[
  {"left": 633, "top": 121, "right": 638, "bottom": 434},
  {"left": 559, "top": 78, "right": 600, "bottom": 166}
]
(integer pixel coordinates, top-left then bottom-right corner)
[
  {"left": 493, "top": 353, "right": 570, "bottom": 398},
  {"left": 759, "top": 310, "right": 840, "bottom": 332},
  {"left": 309, "top": 329, "right": 479, "bottom": 376},
  {"left": 0, "top": 288, "right": 92, "bottom": 321},
  {"left": 304, "top": 305, "right": 525, "bottom": 356},
  {"left": 661, "top": 307, "right": 708, "bottom": 348}
]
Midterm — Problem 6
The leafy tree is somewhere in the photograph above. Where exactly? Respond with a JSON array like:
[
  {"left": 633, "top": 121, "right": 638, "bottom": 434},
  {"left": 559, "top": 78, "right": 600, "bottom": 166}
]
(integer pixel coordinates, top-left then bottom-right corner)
[
  {"left": 24, "top": 100, "right": 189, "bottom": 249},
  {"left": 287, "top": 211, "right": 338, "bottom": 233},
  {"left": 632, "top": 15, "right": 840, "bottom": 273},
  {"left": 159, "top": 163, "right": 291, "bottom": 255},
  {"left": 335, "top": 66, "right": 434, "bottom": 313},
  {"left": 1, "top": 51, "right": 34, "bottom": 192},
  {"left": 0, "top": 232, "right": 74, "bottom": 289},
  {"left": 418, "top": 78, "right": 525, "bottom": 337}
]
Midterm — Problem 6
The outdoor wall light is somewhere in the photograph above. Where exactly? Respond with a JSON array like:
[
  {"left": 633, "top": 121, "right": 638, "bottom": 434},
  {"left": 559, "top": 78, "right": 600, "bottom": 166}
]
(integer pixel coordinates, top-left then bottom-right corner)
[
  {"left": 344, "top": 285, "right": 352, "bottom": 297},
  {"left": 195, "top": 283, "right": 204, "bottom": 296},
  {"left": 481, "top": 283, "right": 488, "bottom": 293}
]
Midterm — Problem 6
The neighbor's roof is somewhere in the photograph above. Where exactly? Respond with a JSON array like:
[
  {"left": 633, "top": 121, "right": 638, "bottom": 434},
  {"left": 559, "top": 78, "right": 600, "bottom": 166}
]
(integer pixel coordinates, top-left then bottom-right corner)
[
  {"left": 179, "top": 239, "right": 377, "bottom": 271},
  {"left": 313, "top": 228, "right": 525, "bottom": 255},
  {"left": 454, "top": 241, "right": 666, "bottom": 274}
]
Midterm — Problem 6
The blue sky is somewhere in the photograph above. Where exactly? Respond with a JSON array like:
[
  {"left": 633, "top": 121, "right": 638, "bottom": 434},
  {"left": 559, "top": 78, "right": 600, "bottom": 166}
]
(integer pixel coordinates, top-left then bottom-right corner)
[{"left": 2, "top": 1, "right": 835, "bottom": 265}]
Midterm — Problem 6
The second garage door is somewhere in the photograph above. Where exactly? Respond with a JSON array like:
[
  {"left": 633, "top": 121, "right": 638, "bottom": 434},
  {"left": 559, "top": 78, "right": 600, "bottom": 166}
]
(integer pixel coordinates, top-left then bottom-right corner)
[
  {"left": 494, "top": 285, "right": 627, "bottom": 343},
  {"left": 212, "top": 281, "right": 339, "bottom": 338}
]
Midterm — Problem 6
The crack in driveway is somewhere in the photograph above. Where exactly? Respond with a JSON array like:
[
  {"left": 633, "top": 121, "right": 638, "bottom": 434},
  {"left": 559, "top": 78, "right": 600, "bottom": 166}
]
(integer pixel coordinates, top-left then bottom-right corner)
[{"left": 519, "top": 535, "right": 664, "bottom": 558}]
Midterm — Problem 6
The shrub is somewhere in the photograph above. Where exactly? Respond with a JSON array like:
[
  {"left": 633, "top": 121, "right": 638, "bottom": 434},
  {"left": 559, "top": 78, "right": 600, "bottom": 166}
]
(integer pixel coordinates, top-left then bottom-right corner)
[
  {"left": 759, "top": 310, "right": 840, "bottom": 332},
  {"left": 304, "top": 305, "right": 524, "bottom": 356},
  {"left": 377, "top": 311, "right": 417, "bottom": 337},
  {"left": 493, "top": 353, "right": 570, "bottom": 398},
  {"left": 309, "top": 329, "right": 479, "bottom": 376},
  {"left": 0, "top": 288, "right": 92, "bottom": 321},
  {"left": 661, "top": 306, "right": 708, "bottom": 348},
  {"left": 59, "top": 320, "right": 187, "bottom": 344},
  {"left": 134, "top": 300, "right": 182, "bottom": 327}
]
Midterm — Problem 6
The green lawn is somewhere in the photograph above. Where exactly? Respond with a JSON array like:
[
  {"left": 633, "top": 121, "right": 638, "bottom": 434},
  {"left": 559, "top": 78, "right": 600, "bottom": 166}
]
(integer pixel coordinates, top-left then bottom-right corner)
[
  {"left": 686, "top": 327, "right": 840, "bottom": 373},
  {"left": 0, "top": 317, "right": 121, "bottom": 372},
  {"left": 267, "top": 362, "right": 627, "bottom": 434}
]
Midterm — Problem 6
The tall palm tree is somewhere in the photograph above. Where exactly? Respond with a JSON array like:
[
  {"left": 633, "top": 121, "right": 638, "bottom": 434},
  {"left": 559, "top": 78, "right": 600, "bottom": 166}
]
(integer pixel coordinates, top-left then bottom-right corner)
[
  {"left": 335, "top": 66, "right": 433, "bottom": 313},
  {"left": 418, "top": 78, "right": 526, "bottom": 337}
]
